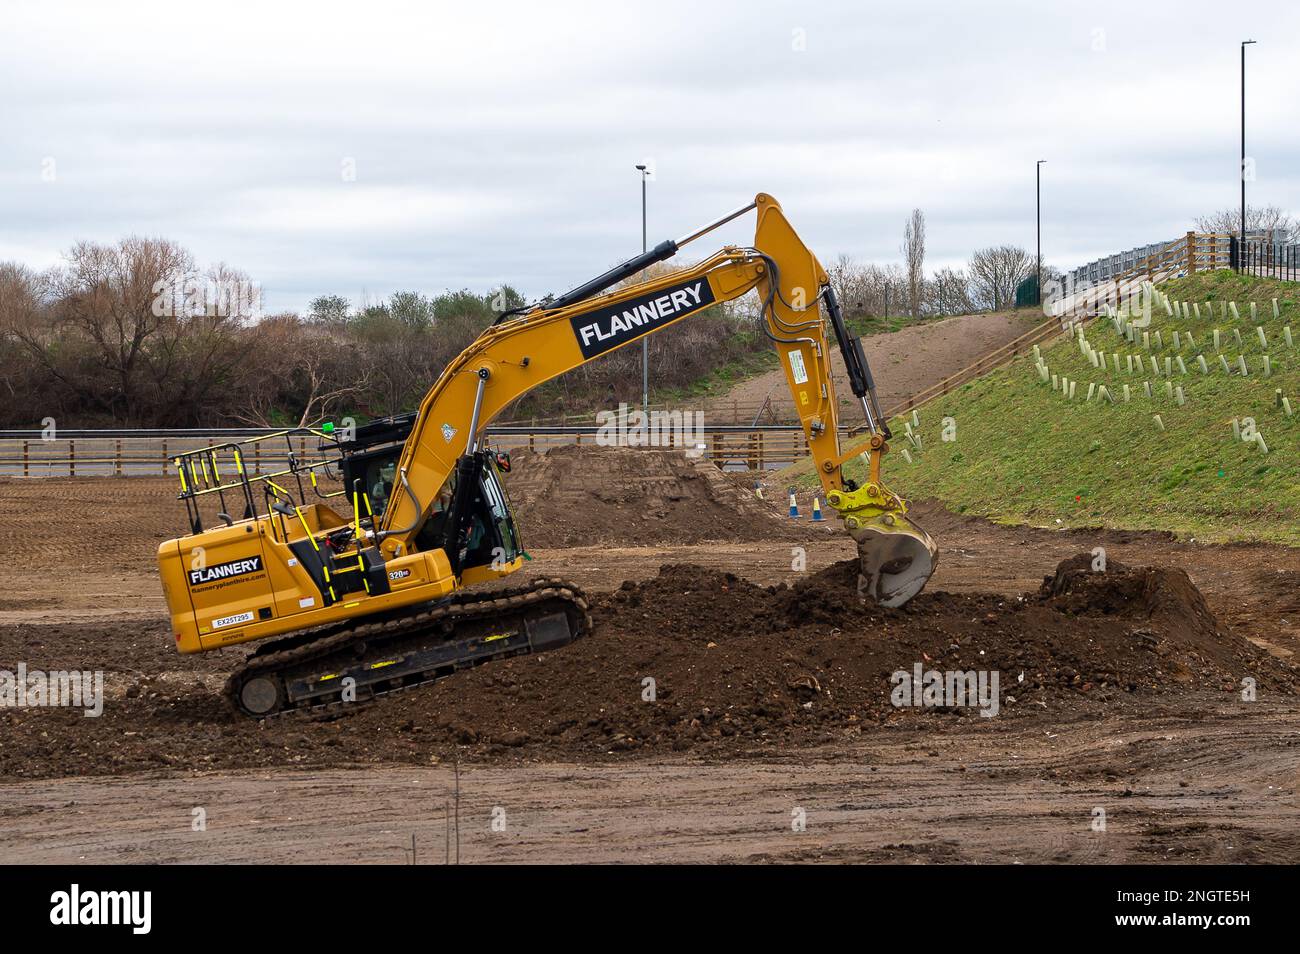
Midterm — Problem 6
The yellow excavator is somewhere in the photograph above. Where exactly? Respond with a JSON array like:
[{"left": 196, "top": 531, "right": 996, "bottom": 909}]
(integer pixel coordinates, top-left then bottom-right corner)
[{"left": 157, "top": 193, "right": 937, "bottom": 716}]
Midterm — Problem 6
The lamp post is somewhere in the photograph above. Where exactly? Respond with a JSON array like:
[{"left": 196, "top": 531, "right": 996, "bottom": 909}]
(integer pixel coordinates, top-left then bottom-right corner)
[
  {"left": 1241, "top": 40, "right": 1256, "bottom": 246},
  {"left": 1036, "top": 159, "right": 1046, "bottom": 307},
  {"left": 635, "top": 164, "right": 650, "bottom": 414}
]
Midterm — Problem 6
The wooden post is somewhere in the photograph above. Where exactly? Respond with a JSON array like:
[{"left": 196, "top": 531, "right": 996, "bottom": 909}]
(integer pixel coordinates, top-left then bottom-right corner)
[
  {"left": 22, "top": 440, "right": 29, "bottom": 477},
  {"left": 162, "top": 439, "right": 168, "bottom": 476},
  {"left": 1186, "top": 231, "right": 1196, "bottom": 274},
  {"left": 115, "top": 439, "right": 122, "bottom": 476},
  {"left": 69, "top": 440, "right": 75, "bottom": 477}
]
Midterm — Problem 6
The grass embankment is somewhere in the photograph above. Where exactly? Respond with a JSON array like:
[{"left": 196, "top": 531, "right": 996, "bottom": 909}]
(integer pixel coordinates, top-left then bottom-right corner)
[{"left": 788, "top": 271, "right": 1300, "bottom": 545}]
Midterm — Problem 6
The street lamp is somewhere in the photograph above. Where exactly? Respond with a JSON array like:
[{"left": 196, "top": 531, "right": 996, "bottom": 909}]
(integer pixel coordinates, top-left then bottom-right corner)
[
  {"left": 1036, "top": 160, "right": 1046, "bottom": 307},
  {"left": 635, "top": 163, "right": 650, "bottom": 414},
  {"left": 1241, "top": 40, "right": 1257, "bottom": 246}
]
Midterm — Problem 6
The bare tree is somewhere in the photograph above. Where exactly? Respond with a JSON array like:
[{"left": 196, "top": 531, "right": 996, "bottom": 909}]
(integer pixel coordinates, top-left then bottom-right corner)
[
  {"left": 826, "top": 255, "right": 910, "bottom": 319},
  {"left": 902, "top": 209, "right": 926, "bottom": 319},
  {"left": 929, "top": 266, "right": 973, "bottom": 316},
  {"left": 45, "top": 237, "right": 196, "bottom": 422},
  {"left": 967, "top": 245, "right": 1033, "bottom": 311},
  {"left": 3, "top": 235, "right": 808, "bottom": 428},
  {"left": 140, "top": 263, "right": 259, "bottom": 425},
  {"left": 0, "top": 264, "right": 55, "bottom": 422},
  {"left": 1194, "top": 204, "right": 1295, "bottom": 239},
  {"left": 828, "top": 254, "right": 868, "bottom": 315}
]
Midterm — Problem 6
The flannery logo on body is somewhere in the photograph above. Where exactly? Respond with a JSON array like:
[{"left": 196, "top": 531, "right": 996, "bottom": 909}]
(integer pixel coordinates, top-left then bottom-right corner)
[
  {"left": 188, "top": 555, "right": 263, "bottom": 587},
  {"left": 570, "top": 277, "right": 716, "bottom": 358}
]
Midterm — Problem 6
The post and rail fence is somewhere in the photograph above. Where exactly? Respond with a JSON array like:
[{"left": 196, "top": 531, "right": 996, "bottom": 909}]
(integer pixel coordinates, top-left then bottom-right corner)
[
  {"left": 1054, "top": 231, "right": 1237, "bottom": 321},
  {"left": 13, "top": 230, "right": 1288, "bottom": 482}
]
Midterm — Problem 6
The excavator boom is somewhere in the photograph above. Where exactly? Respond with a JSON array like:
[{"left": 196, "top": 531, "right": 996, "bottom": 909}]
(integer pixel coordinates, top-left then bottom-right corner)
[
  {"left": 377, "top": 193, "right": 935, "bottom": 603},
  {"left": 156, "top": 193, "right": 936, "bottom": 716}
]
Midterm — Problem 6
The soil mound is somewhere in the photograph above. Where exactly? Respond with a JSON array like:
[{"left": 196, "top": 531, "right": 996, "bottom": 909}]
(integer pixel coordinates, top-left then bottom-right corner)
[
  {"left": 503, "top": 444, "right": 804, "bottom": 548},
  {"left": 1038, "top": 554, "right": 1245, "bottom": 673},
  {"left": 335, "top": 555, "right": 1294, "bottom": 759},
  {"left": 4, "top": 553, "right": 1294, "bottom": 778}
]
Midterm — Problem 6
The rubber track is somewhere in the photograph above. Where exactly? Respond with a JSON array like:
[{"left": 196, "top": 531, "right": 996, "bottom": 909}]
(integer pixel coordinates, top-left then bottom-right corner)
[{"left": 224, "top": 576, "right": 592, "bottom": 719}]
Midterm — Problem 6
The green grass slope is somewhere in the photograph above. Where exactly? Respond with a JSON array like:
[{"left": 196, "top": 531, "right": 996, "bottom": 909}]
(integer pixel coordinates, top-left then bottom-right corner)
[{"left": 797, "top": 271, "right": 1300, "bottom": 545}]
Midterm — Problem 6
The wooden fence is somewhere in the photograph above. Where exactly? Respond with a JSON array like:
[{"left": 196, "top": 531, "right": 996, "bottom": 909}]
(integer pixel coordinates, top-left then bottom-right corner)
[{"left": 1053, "top": 231, "right": 1236, "bottom": 324}]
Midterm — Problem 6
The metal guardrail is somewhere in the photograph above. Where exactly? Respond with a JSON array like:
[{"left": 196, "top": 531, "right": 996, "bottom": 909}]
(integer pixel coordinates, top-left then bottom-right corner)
[
  {"left": 498, "top": 398, "right": 788, "bottom": 428},
  {"left": 0, "top": 308, "right": 1082, "bottom": 477},
  {"left": 0, "top": 299, "right": 1138, "bottom": 478},
  {"left": 0, "top": 424, "right": 827, "bottom": 476},
  {"left": 1234, "top": 238, "right": 1300, "bottom": 282}
]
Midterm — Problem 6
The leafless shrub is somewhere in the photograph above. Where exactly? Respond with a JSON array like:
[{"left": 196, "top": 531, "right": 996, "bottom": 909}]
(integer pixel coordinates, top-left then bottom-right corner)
[
  {"left": 968, "top": 245, "right": 1033, "bottom": 311},
  {"left": 1194, "top": 204, "right": 1295, "bottom": 240}
]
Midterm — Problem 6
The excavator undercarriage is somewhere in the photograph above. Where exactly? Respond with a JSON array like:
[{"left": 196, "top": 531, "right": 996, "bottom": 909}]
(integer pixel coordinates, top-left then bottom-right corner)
[{"left": 228, "top": 577, "right": 590, "bottom": 717}]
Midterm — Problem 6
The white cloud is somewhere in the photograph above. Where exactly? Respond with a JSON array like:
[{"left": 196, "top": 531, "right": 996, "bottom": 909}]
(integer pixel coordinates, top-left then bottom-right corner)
[{"left": 1, "top": 0, "right": 1296, "bottom": 312}]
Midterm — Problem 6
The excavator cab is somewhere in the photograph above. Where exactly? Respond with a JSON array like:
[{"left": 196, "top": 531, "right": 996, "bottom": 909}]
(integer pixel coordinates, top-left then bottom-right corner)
[
  {"left": 347, "top": 453, "right": 397, "bottom": 519},
  {"left": 336, "top": 426, "right": 524, "bottom": 579},
  {"left": 413, "top": 449, "right": 524, "bottom": 580},
  {"left": 333, "top": 413, "right": 416, "bottom": 523}
]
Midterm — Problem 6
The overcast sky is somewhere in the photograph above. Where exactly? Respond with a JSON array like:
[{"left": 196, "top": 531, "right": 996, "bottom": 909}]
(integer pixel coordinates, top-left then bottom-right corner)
[{"left": 2, "top": 0, "right": 1297, "bottom": 313}]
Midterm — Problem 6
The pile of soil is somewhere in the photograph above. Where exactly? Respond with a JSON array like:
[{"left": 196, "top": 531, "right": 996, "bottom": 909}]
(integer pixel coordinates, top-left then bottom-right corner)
[
  {"left": 2, "top": 554, "right": 1294, "bottom": 780},
  {"left": 502, "top": 444, "right": 808, "bottom": 548}
]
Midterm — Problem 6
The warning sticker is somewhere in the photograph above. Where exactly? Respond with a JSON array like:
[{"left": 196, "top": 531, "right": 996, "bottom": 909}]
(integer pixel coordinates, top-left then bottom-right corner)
[{"left": 788, "top": 349, "right": 809, "bottom": 385}]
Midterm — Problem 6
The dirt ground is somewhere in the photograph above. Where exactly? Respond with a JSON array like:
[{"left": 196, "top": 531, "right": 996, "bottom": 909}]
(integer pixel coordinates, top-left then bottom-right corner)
[
  {"left": 504, "top": 443, "right": 804, "bottom": 548},
  {"left": 2, "top": 454, "right": 1300, "bottom": 864},
  {"left": 4, "top": 697, "right": 1296, "bottom": 864}
]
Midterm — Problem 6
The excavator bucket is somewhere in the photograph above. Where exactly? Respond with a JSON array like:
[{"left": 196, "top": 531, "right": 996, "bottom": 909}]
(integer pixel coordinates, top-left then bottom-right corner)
[
  {"left": 819, "top": 284, "right": 937, "bottom": 607},
  {"left": 846, "top": 509, "right": 938, "bottom": 608}
]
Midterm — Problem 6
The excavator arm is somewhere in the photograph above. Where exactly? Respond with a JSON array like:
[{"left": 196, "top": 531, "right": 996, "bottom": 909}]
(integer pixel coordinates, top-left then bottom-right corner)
[{"left": 380, "top": 193, "right": 936, "bottom": 605}]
